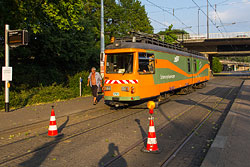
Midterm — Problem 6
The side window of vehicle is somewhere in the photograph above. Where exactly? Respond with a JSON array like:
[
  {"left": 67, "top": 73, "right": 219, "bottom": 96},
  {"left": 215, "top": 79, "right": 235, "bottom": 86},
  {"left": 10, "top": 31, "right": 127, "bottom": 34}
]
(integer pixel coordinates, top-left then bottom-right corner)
[
  {"left": 187, "top": 58, "right": 191, "bottom": 72},
  {"left": 194, "top": 59, "right": 197, "bottom": 72},
  {"left": 138, "top": 52, "right": 155, "bottom": 74}
]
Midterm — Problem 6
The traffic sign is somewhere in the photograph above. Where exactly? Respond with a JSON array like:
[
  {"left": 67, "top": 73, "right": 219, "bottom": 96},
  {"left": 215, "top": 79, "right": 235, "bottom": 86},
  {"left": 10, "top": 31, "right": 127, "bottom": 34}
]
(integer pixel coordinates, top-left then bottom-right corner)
[
  {"left": 8, "top": 30, "right": 28, "bottom": 47},
  {"left": 2, "top": 67, "right": 12, "bottom": 81}
]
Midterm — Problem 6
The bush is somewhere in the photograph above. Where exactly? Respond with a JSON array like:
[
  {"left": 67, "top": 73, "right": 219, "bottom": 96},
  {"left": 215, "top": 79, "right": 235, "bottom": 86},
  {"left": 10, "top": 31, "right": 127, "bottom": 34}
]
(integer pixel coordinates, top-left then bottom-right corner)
[
  {"left": 0, "top": 71, "right": 93, "bottom": 111},
  {"left": 27, "top": 84, "right": 76, "bottom": 104},
  {"left": 68, "top": 71, "right": 91, "bottom": 96},
  {"left": 212, "top": 57, "right": 223, "bottom": 73}
]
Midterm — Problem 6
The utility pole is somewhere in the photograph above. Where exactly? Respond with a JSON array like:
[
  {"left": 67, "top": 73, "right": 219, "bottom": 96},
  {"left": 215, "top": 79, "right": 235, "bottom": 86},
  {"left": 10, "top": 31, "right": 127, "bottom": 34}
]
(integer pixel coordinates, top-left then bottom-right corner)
[
  {"left": 207, "top": 0, "right": 209, "bottom": 39},
  {"left": 100, "top": 0, "right": 105, "bottom": 78},
  {"left": 5, "top": 24, "right": 10, "bottom": 112},
  {"left": 198, "top": 9, "right": 200, "bottom": 36}
]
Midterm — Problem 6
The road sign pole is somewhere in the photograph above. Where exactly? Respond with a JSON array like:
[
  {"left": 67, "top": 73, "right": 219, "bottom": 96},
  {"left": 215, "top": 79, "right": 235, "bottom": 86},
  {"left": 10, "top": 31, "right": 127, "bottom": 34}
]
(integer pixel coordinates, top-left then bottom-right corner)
[
  {"left": 79, "top": 77, "right": 82, "bottom": 97},
  {"left": 5, "top": 24, "right": 10, "bottom": 112}
]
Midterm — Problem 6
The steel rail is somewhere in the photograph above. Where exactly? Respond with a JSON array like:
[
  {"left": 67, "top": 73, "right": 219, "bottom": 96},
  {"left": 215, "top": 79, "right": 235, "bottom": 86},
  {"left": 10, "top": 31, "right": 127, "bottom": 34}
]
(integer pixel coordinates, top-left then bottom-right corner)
[
  {"left": 160, "top": 83, "right": 240, "bottom": 167},
  {"left": 0, "top": 105, "right": 105, "bottom": 135},
  {"left": 0, "top": 108, "right": 146, "bottom": 165},
  {"left": 0, "top": 107, "right": 118, "bottom": 148},
  {"left": 102, "top": 80, "right": 235, "bottom": 167},
  {"left": 0, "top": 79, "right": 236, "bottom": 166}
]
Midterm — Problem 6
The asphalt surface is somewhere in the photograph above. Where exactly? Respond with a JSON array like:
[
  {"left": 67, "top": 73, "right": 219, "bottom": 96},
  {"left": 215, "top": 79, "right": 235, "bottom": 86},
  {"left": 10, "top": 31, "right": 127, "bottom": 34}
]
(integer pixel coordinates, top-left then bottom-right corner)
[
  {"left": 201, "top": 79, "right": 250, "bottom": 167},
  {"left": 0, "top": 77, "right": 247, "bottom": 167}
]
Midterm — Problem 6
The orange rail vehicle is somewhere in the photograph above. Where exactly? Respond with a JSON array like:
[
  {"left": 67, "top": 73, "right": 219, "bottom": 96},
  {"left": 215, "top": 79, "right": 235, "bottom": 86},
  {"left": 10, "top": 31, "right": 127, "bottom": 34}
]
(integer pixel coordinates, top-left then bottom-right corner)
[{"left": 103, "top": 33, "right": 210, "bottom": 107}]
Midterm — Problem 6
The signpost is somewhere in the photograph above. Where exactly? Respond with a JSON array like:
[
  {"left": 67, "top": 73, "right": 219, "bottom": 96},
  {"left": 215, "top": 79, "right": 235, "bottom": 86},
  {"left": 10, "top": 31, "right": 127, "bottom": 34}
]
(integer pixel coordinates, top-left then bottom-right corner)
[
  {"left": 3, "top": 24, "right": 28, "bottom": 112},
  {"left": 79, "top": 77, "right": 82, "bottom": 97},
  {"left": 2, "top": 67, "right": 12, "bottom": 81},
  {"left": 4, "top": 24, "right": 10, "bottom": 112},
  {"left": 8, "top": 30, "right": 28, "bottom": 47}
]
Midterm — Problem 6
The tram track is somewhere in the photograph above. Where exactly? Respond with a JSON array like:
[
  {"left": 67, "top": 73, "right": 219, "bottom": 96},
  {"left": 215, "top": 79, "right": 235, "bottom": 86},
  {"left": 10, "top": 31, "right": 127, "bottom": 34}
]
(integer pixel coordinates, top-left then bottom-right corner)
[
  {"left": 0, "top": 107, "right": 148, "bottom": 165},
  {"left": 101, "top": 79, "right": 240, "bottom": 167},
  {"left": 0, "top": 105, "right": 105, "bottom": 136},
  {"left": 0, "top": 88, "right": 206, "bottom": 166},
  {"left": 160, "top": 84, "right": 240, "bottom": 167},
  {"left": 0, "top": 78, "right": 238, "bottom": 166},
  {"left": 0, "top": 105, "right": 114, "bottom": 146},
  {"left": 0, "top": 86, "right": 196, "bottom": 147},
  {"left": 0, "top": 107, "right": 117, "bottom": 148}
]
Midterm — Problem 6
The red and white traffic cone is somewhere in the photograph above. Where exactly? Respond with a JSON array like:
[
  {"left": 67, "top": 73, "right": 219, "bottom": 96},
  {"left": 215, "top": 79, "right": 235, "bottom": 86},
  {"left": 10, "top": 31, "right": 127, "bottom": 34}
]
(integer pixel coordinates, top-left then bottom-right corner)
[
  {"left": 142, "top": 101, "right": 161, "bottom": 153},
  {"left": 142, "top": 116, "right": 161, "bottom": 153},
  {"left": 48, "top": 106, "right": 58, "bottom": 136}
]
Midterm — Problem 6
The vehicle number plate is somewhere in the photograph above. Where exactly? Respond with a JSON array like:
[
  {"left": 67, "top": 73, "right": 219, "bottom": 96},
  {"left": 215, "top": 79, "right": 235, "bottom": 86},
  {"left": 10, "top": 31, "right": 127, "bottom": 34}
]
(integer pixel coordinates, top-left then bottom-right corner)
[{"left": 113, "top": 92, "right": 120, "bottom": 96}]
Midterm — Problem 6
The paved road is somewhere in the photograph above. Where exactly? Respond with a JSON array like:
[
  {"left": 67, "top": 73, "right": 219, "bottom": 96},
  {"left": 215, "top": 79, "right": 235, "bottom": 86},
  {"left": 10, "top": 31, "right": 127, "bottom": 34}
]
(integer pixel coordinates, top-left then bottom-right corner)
[{"left": 0, "top": 77, "right": 247, "bottom": 167}]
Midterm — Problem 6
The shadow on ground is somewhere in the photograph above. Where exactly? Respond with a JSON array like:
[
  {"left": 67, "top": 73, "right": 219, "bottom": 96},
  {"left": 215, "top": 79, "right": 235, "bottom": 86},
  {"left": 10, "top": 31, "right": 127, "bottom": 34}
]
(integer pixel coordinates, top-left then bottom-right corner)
[
  {"left": 19, "top": 117, "right": 69, "bottom": 167},
  {"left": 98, "top": 143, "right": 127, "bottom": 167},
  {"left": 135, "top": 119, "right": 147, "bottom": 147}
]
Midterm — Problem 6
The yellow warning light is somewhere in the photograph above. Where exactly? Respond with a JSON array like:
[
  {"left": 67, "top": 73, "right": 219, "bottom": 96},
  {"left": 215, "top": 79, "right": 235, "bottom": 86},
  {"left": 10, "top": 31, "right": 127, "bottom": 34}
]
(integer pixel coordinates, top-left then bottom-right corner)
[
  {"left": 7, "top": 82, "right": 10, "bottom": 88},
  {"left": 110, "top": 37, "right": 115, "bottom": 43},
  {"left": 147, "top": 101, "right": 155, "bottom": 110}
]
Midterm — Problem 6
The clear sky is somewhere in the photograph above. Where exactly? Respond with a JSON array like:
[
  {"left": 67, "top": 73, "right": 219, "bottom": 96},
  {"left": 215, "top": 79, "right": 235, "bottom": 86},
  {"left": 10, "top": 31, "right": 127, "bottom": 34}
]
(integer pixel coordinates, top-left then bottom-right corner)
[{"left": 139, "top": 0, "right": 250, "bottom": 35}]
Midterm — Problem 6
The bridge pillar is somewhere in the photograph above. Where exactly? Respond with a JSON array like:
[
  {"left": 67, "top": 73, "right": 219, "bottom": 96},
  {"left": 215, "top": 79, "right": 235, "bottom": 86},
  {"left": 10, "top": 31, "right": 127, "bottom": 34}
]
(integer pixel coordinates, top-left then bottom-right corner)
[
  {"left": 204, "top": 53, "right": 209, "bottom": 59},
  {"left": 207, "top": 54, "right": 213, "bottom": 71},
  {"left": 233, "top": 65, "right": 237, "bottom": 71}
]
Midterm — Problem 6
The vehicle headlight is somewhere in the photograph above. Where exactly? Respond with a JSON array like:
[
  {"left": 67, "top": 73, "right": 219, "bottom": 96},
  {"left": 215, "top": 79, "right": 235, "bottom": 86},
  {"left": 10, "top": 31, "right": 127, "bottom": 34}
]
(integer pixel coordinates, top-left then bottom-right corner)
[
  {"left": 103, "top": 86, "right": 111, "bottom": 91},
  {"left": 121, "top": 86, "right": 129, "bottom": 92}
]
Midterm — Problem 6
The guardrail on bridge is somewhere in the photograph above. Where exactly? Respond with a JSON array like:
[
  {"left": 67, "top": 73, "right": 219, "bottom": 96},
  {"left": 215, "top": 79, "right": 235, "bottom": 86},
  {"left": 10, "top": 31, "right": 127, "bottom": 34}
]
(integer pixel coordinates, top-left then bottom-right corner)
[{"left": 177, "top": 32, "right": 250, "bottom": 40}]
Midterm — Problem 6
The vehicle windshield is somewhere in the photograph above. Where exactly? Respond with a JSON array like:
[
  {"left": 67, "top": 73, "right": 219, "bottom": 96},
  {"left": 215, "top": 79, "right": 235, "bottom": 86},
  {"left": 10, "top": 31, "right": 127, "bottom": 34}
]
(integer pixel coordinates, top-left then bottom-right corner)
[{"left": 106, "top": 53, "right": 133, "bottom": 74}]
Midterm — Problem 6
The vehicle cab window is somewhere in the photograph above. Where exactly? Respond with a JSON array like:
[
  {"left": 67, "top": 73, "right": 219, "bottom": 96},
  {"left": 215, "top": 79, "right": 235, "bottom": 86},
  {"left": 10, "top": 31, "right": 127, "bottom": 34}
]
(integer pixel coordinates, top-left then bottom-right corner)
[
  {"left": 106, "top": 53, "right": 133, "bottom": 74},
  {"left": 138, "top": 52, "right": 155, "bottom": 74}
]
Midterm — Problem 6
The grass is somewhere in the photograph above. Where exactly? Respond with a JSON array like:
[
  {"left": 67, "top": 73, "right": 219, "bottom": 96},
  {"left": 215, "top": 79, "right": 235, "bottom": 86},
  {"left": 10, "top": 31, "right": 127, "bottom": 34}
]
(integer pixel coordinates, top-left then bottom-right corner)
[
  {"left": 0, "top": 71, "right": 93, "bottom": 111},
  {"left": 0, "top": 83, "right": 92, "bottom": 111}
]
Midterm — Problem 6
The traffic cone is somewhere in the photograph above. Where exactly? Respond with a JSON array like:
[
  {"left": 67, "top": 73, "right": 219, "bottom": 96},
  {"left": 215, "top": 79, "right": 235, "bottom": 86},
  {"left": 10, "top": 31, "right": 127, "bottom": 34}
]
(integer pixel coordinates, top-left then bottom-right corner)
[
  {"left": 48, "top": 106, "right": 58, "bottom": 136},
  {"left": 142, "top": 116, "right": 161, "bottom": 153}
]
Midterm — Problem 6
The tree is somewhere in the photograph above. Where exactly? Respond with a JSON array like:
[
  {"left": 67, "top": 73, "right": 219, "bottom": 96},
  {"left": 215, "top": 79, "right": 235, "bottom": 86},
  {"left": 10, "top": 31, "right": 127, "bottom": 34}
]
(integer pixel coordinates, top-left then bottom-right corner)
[
  {"left": 157, "top": 25, "right": 184, "bottom": 43},
  {"left": 0, "top": 0, "right": 154, "bottom": 89},
  {"left": 212, "top": 57, "right": 223, "bottom": 73},
  {"left": 105, "top": 0, "right": 153, "bottom": 37}
]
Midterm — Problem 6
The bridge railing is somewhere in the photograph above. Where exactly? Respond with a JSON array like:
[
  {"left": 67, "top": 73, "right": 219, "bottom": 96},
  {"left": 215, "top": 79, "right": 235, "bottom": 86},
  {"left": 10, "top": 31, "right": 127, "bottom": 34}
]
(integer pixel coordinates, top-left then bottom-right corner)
[{"left": 177, "top": 32, "right": 250, "bottom": 40}]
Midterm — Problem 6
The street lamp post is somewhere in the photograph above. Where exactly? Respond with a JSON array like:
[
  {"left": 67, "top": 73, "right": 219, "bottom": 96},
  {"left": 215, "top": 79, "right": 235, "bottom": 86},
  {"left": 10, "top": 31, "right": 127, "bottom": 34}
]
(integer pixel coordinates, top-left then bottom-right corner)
[
  {"left": 100, "top": 0, "right": 105, "bottom": 77},
  {"left": 207, "top": 0, "right": 209, "bottom": 39},
  {"left": 198, "top": 9, "right": 200, "bottom": 36}
]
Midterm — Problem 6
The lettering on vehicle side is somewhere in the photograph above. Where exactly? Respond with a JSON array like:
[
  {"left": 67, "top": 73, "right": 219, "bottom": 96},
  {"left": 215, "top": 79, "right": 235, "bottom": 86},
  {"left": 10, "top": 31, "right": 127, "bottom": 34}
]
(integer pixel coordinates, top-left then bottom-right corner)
[
  {"left": 173, "top": 56, "right": 179, "bottom": 63},
  {"left": 199, "top": 61, "right": 202, "bottom": 69},
  {"left": 160, "top": 75, "right": 176, "bottom": 80}
]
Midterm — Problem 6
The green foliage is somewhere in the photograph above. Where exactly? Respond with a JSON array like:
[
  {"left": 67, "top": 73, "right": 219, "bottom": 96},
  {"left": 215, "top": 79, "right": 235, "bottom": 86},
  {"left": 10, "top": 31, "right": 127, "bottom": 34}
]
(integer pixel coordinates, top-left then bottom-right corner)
[
  {"left": 157, "top": 25, "right": 178, "bottom": 43},
  {"left": 105, "top": 0, "right": 153, "bottom": 37},
  {"left": 212, "top": 57, "right": 223, "bottom": 73},
  {"left": 0, "top": 0, "right": 153, "bottom": 109},
  {"left": 0, "top": 0, "right": 152, "bottom": 88},
  {"left": 68, "top": 71, "right": 91, "bottom": 95},
  {"left": 171, "top": 29, "right": 188, "bottom": 34},
  {"left": 0, "top": 71, "right": 92, "bottom": 110},
  {"left": 0, "top": 84, "right": 75, "bottom": 111}
]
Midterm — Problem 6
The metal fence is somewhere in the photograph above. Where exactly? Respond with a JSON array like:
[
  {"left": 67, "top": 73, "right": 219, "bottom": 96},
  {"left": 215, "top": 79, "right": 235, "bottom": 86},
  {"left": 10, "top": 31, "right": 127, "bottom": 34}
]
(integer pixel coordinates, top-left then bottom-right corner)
[{"left": 177, "top": 32, "right": 250, "bottom": 40}]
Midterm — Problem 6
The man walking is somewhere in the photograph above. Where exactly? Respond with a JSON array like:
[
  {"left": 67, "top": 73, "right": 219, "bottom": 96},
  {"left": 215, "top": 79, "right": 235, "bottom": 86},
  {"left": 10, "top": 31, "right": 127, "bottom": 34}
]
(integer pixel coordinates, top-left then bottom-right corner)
[{"left": 87, "top": 67, "right": 102, "bottom": 105}]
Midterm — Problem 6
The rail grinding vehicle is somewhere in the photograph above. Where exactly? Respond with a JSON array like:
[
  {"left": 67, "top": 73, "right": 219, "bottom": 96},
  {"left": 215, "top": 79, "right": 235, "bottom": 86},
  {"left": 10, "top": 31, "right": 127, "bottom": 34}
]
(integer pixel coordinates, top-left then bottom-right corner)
[{"left": 103, "top": 32, "right": 210, "bottom": 107}]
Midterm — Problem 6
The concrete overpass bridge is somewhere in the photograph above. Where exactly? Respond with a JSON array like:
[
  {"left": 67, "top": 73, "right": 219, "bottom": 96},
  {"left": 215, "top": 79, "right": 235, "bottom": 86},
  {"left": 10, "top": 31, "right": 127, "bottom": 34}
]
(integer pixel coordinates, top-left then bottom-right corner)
[
  {"left": 219, "top": 60, "right": 250, "bottom": 71},
  {"left": 177, "top": 32, "right": 250, "bottom": 68}
]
